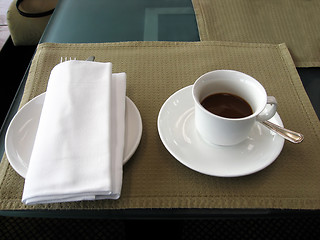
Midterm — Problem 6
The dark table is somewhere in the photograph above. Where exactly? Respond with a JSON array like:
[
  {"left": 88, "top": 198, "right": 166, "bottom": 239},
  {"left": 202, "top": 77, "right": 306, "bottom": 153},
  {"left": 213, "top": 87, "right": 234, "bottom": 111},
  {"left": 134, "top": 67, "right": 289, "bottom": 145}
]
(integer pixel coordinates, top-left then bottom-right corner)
[{"left": 0, "top": 0, "right": 319, "bottom": 218}]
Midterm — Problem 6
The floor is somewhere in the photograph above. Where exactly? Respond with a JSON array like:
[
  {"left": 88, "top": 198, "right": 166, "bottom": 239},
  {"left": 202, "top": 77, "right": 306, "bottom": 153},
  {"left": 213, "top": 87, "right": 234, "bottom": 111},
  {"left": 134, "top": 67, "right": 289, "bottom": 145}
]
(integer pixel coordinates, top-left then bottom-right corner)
[{"left": 0, "top": 0, "right": 11, "bottom": 50}]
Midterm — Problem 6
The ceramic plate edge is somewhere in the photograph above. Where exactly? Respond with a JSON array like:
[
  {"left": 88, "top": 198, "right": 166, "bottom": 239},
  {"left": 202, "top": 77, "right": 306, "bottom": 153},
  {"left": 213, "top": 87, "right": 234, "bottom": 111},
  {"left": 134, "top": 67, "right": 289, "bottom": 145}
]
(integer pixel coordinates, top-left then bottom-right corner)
[{"left": 123, "top": 97, "right": 143, "bottom": 164}]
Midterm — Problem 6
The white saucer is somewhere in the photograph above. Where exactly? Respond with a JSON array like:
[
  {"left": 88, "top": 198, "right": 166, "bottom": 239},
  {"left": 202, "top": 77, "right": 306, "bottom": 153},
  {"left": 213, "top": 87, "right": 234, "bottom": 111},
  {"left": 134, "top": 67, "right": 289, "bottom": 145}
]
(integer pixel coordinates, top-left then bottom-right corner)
[
  {"left": 5, "top": 93, "right": 142, "bottom": 178},
  {"left": 157, "top": 86, "right": 284, "bottom": 177}
]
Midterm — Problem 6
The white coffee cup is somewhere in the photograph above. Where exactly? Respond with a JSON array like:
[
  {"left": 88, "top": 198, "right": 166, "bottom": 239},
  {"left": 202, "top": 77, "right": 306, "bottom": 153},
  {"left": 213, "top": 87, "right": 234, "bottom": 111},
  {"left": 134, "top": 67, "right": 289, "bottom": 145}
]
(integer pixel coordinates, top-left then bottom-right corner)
[{"left": 192, "top": 70, "right": 277, "bottom": 146}]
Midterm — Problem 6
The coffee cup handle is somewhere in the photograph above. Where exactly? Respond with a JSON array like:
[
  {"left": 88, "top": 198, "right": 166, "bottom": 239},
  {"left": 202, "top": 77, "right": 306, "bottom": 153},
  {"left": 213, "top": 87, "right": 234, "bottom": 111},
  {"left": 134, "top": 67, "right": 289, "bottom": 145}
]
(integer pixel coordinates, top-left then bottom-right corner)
[{"left": 256, "top": 96, "right": 278, "bottom": 122}]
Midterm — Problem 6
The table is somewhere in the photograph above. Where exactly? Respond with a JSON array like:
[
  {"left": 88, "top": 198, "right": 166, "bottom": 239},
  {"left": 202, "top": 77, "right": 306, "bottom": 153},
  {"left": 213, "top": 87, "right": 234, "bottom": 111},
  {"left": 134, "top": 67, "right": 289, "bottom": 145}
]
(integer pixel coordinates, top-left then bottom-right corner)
[{"left": 0, "top": 0, "right": 319, "bottom": 218}]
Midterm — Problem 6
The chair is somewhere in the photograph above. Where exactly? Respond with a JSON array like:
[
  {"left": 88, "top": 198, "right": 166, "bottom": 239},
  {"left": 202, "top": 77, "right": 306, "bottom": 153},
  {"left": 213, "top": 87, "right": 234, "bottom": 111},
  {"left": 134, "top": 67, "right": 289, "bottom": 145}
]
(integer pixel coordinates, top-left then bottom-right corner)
[{"left": 7, "top": 0, "right": 56, "bottom": 46}]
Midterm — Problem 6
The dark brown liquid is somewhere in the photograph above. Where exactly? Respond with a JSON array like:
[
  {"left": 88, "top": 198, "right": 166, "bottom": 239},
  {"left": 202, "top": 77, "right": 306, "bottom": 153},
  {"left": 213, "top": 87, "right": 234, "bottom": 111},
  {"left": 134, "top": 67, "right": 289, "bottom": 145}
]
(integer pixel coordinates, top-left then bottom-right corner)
[{"left": 201, "top": 93, "right": 253, "bottom": 118}]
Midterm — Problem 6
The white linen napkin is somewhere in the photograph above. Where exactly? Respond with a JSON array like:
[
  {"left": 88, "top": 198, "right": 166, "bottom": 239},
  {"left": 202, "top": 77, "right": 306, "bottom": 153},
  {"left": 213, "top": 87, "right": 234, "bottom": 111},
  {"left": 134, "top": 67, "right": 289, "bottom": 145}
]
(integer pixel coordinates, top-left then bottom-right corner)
[{"left": 22, "top": 60, "right": 126, "bottom": 205}]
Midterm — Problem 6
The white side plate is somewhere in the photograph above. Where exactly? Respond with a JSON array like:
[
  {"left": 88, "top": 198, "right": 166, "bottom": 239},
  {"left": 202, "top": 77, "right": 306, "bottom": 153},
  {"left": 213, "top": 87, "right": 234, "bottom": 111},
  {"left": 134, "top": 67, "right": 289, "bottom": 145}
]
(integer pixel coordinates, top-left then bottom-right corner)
[{"left": 5, "top": 93, "right": 142, "bottom": 178}]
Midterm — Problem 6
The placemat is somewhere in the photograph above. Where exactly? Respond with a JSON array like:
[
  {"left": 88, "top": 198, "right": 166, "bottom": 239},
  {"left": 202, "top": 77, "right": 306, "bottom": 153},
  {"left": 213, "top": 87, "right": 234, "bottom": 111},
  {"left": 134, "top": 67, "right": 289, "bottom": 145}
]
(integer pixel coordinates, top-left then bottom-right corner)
[
  {"left": 0, "top": 41, "right": 319, "bottom": 210},
  {"left": 192, "top": 0, "right": 320, "bottom": 67}
]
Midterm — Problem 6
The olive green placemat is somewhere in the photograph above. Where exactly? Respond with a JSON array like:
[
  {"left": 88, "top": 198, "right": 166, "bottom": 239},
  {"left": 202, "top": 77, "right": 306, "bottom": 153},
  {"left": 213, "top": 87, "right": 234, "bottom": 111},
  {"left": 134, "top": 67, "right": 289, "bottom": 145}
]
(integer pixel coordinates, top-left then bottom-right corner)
[
  {"left": 192, "top": 0, "right": 320, "bottom": 67},
  {"left": 0, "top": 41, "right": 319, "bottom": 210}
]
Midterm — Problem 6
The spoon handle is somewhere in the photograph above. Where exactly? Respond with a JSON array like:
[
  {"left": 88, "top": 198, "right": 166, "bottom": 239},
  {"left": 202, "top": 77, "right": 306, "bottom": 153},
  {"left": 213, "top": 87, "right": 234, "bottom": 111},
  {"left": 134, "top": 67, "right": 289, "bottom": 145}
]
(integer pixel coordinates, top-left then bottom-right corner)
[{"left": 261, "top": 121, "right": 304, "bottom": 144}]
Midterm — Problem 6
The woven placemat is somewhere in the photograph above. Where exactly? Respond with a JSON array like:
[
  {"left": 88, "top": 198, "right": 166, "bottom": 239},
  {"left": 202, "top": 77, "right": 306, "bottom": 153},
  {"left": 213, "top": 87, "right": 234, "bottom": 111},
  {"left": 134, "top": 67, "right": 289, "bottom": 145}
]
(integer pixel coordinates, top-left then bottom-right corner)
[
  {"left": 192, "top": 0, "right": 320, "bottom": 67},
  {"left": 0, "top": 41, "right": 319, "bottom": 210}
]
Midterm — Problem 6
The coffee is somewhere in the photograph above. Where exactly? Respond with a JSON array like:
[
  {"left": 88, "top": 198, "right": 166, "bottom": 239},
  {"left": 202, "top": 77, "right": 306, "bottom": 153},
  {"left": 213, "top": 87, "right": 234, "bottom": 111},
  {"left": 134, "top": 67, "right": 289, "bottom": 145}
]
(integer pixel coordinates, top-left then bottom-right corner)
[{"left": 201, "top": 93, "right": 253, "bottom": 118}]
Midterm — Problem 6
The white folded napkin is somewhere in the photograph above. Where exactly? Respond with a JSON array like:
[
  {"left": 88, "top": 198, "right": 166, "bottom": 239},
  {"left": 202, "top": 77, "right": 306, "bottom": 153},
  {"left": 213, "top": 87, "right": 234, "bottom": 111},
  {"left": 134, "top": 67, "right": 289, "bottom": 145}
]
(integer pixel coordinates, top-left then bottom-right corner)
[{"left": 22, "top": 60, "right": 126, "bottom": 205}]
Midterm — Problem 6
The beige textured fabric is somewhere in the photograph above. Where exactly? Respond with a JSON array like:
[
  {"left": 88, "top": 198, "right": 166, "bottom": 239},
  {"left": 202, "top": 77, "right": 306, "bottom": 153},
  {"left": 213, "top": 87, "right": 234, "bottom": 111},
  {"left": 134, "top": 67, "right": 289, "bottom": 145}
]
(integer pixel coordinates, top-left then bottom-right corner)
[
  {"left": 192, "top": 0, "right": 320, "bottom": 67},
  {"left": 0, "top": 41, "right": 319, "bottom": 211}
]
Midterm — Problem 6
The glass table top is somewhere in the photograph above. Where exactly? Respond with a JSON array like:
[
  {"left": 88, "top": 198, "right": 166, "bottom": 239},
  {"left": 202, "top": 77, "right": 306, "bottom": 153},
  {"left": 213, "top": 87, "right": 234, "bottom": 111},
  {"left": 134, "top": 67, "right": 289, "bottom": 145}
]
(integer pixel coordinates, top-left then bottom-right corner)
[{"left": 40, "top": 0, "right": 200, "bottom": 43}]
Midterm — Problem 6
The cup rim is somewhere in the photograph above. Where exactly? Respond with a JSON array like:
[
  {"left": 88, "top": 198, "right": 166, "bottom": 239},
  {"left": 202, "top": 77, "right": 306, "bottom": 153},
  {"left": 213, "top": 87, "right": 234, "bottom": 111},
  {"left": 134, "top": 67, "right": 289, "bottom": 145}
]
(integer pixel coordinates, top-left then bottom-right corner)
[{"left": 192, "top": 70, "right": 267, "bottom": 121}]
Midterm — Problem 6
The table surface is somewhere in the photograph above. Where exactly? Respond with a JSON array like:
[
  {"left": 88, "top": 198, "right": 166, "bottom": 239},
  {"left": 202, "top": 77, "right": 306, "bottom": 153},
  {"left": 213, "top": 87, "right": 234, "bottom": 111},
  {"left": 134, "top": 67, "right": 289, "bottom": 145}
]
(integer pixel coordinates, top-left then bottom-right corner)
[
  {"left": 41, "top": 0, "right": 199, "bottom": 43},
  {"left": 0, "top": 0, "right": 319, "bottom": 218}
]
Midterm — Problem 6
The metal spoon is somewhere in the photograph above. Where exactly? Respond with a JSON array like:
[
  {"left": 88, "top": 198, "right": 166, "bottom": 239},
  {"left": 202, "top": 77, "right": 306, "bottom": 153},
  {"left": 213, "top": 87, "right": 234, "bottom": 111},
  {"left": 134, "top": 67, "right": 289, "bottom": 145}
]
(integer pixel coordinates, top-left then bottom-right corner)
[{"left": 261, "top": 121, "right": 304, "bottom": 143}]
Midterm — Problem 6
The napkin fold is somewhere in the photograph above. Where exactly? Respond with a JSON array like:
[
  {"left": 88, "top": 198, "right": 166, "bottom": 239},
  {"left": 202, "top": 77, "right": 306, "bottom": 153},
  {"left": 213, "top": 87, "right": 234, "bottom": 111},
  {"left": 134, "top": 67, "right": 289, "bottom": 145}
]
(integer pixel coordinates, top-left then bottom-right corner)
[{"left": 22, "top": 60, "right": 126, "bottom": 205}]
